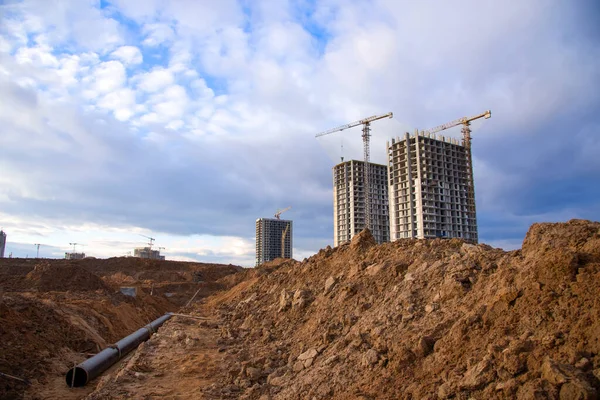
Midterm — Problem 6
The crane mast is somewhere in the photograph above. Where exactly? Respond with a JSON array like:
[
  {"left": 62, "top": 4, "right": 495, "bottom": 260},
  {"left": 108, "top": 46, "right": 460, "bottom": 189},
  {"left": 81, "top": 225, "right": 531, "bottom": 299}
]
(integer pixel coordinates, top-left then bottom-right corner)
[{"left": 316, "top": 112, "right": 392, "bottom": 232}]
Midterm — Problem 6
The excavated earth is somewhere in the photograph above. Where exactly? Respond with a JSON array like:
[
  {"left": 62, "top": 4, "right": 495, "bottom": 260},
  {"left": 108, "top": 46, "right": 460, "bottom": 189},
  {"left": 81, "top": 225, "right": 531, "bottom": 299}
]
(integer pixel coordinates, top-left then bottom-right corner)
[
  {"left": 3, "top": 219, "right": 600, "bottom": 399},
  {"left": 85, "top": 220, "right": 600, "bottom": 400},
  {"left": 0, "top": 257, "right": 242, "bottom": 399}
]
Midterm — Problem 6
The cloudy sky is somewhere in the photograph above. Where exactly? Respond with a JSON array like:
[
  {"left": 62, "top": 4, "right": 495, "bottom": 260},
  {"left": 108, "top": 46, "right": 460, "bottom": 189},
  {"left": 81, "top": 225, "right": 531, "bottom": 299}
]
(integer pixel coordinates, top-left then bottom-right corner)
[{"left": 0, "top": 0, "right": 598, "bottom": 265}]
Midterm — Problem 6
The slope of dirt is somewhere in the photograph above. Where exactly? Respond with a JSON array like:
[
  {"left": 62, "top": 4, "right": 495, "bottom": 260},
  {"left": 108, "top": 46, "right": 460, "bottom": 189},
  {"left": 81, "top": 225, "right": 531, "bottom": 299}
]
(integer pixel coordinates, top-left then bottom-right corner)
[
  {"left": 0, "top": 258, "right": 243, "bottom": 399},
  {"left": 86, "top": 219, "right": 600, "bottom": 399}
]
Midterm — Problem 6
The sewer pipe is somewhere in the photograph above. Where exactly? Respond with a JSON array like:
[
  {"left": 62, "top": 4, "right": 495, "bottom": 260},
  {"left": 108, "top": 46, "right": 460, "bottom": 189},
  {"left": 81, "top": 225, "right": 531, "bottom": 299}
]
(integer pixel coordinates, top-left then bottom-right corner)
[{"left": 66, "top": 313, "right": 172, "bottom": 387}]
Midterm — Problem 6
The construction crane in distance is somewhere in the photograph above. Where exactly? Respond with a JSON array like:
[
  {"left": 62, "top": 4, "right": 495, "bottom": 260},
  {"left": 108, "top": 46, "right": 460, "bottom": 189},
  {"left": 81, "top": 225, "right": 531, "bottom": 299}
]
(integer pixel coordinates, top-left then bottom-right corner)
[
  {"left": 274, "top": 206, "right": 291, "bottom": 220},
  {"left": 34, "top": 243, "right": 41, "bottom": 258},
  {"left": 316, "top": 112, "right": 393, "bottom": 230},
  {"left": 423, "top": 110, "right": 491, "bottom": 149},
  {"left": 69, "top": 242, "right": 81, "bottom": 252},
  {"left": 139, "top": 234, "right": 155, "bottom": 248}
]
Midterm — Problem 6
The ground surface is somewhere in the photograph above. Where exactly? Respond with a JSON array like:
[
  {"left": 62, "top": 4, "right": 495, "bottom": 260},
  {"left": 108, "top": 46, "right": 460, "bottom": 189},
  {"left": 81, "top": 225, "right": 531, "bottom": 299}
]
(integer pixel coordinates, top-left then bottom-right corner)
[
  {"left": 3, "top": 220, "right": 600, "bottom": 399},
  {"left": 0, "top": 257, "right": 242, "bottom": 399},
  {"left": 82, "top": 220, "right": 600, "bottom": 400}
]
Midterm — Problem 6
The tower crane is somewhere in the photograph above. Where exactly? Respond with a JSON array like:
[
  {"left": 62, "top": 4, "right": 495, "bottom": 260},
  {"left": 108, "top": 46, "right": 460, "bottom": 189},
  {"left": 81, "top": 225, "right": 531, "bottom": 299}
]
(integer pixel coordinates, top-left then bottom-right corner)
[
  {"left": 316, "top": 112, "right": 393, "bottom": 230},
  {"left": 423, "top": 110, "right": 491, "bottom": 149},
  {"left": 274, "top": 206, "right": 291, "bottom": 220},
  {"left": 281, "top": 222, "right": 290, "bottom": 259},
  {"left": 139, "top": 234, "right": 155, "bottom": 247}
]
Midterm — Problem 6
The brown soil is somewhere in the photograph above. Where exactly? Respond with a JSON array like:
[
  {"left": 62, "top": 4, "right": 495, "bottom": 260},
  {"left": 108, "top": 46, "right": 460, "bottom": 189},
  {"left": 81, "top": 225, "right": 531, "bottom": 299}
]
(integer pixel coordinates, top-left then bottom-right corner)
[
  {"left": 0, "top": 257, "right": 242, "bottom": 399},
  {"left": 83, "top": 219, "right": 600, "bottom": 399}
]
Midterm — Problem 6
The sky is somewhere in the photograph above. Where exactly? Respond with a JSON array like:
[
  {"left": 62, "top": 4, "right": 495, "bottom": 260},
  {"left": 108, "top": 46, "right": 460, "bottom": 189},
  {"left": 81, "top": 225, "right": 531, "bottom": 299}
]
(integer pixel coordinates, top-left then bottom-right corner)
[{"left": 0, "top": 0, "right": 599, "bottom": 266}]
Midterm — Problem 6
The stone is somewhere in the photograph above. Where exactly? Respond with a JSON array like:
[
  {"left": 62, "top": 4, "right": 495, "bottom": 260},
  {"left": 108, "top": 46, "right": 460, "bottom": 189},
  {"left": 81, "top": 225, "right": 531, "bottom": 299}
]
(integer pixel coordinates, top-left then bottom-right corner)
[
  {"left": 278, "top": 290, "right": 291, "bottom": 312},
  {"left": 574, "top": 357, "right": 591, "bottom": 370},
  {"left": 366, "top": 263, "right": 384, "bottom": 276},
  {"left": 304, "top": 357, "right": 314, "bottom": 368},
  {"left": 298, "top": 348, "right": 318, "bottom": 361},
  {"left": 246, "top": 367, "right": 261, "bottom": 380},
  {"left": 293, "top": 360, "right": 305, "bottom": 372},
  {"left": 267, "top": 374, "right": 285, "bottom": 386},
  {"left": 363, "top": 349, "right": 379, "bottom": 366},
  {"left": 415, "top": 336, "right": 434, "bottom": 357},
  {"left": 425, "top": 303, "right": 439, "bottom": 313},
  {"left": 541, "top": 358, "right": 569, "bottom": 385},
  {"left": 324, "top": 355, "right": 339, "bottom": 365},
  {"left": 324, "top": 276, "right": 338, "bottom": 294},
  {"left": 292, "top": 289, "right": 311, "bottom": 310},
  {"left": 460, "top": 357, "right": 494, "bottom": 390},
  {"left": 559, "top": 380, "right": 597, "bottom": 400}
]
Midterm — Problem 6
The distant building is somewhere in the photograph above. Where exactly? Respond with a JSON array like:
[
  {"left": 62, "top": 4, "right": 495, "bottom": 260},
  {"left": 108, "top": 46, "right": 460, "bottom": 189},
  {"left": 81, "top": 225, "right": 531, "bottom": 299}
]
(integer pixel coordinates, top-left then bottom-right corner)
[
  {"left": 65, "top": 252, "right": 86, "bottom": 260},
  {"left": 387, "top": 132, "right": 478, "bottom": 242},
  {"left": 256, "top": 218, "right": 292, "bottom": 266},
  {"left": 333, "top": 160, "right": 389, "bottom": 246},
  {"left": 0, "top": 230, "right": 6, "bottom": 258},
  {"left": 133, "top": 247, "right": 165, "bottom": 260}
]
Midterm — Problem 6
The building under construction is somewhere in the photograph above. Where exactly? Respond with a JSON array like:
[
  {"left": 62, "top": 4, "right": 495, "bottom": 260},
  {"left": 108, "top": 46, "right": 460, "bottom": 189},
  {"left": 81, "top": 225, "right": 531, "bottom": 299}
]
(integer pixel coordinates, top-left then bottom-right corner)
[
  {"left": 133, "top": 247, "right": 165, "bottom": 260},
  {"left": 0, "top": 230, "right": 6, "bottom": 258},
  {"left": 255, "top": 218, "right": 292, "bottom": 266},
  {"left": 65, "top": 252, "right": 86, "bottom": 260},
  {"left": 333, "top": 160, "right": 389, "bottom": 246},
  {"left": 387, "top": 131, "right": 478, "bottom": 242}
]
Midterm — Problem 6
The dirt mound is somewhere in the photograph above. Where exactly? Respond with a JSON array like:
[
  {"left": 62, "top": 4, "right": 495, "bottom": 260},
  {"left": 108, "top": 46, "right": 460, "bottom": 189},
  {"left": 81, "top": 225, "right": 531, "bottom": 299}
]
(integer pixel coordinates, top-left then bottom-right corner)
[
  {"left": 182, "top": 219, "right": 599, "bottom": 399},
  {"left": 25, "top": 263, "right": 111, "bottom": 292},
  {"left": 0, "top": 257, "right": 243, "bottom": 399}
]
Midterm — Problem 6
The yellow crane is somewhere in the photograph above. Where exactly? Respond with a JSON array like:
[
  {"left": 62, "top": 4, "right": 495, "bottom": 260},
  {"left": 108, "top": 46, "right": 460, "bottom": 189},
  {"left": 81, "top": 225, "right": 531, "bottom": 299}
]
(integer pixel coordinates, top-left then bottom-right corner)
[
  {"left": 423, "top": 110, "right": 491, "bottom": 149},
  {"left": 281, "top": 222, "right": 290, "bottom": 259},
  {"left": 316, "top": 112, "right": 393, "bottom": 230},
  {"left": 274, "top": 206, "right": 291, "bottom": 220}
]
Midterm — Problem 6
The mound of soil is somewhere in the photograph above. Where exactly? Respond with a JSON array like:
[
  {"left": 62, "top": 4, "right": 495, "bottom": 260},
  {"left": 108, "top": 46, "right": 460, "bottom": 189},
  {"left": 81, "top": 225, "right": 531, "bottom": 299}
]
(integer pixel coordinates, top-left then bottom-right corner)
[
  {"left": 179, "top": 219, "right": 599, "bottom": 399},
  {"left": 26, "top": 263, "right": 111, "bottom": 292}
]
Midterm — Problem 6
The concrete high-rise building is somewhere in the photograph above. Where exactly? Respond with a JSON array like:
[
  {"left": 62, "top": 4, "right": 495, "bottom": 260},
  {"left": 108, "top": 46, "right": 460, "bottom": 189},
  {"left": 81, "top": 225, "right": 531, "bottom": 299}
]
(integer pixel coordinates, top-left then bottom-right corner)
[
  {"left": 256, "top": 218, "right": 292, "bottom": 266},
  {"left": 0, "top": 230, "right": 6, "bottom": 258},
  {"left": 387, "top": 132, "right": 478, "bottom": 243},
  {"left": 333, "top": 160, "right": 389, "bottom": 246}
]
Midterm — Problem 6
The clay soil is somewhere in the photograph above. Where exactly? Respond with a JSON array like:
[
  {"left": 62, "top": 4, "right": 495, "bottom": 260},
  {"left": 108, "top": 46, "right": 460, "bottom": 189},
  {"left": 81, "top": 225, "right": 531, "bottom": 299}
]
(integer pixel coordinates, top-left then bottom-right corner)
[
  {"left": 3, "top": 220, "right": 600, "bottom": 399},
  {"left": 0, "top": 257, "right": 242, "bottom": 399},
  {"left": 85, "top": 220, "right": 600, "bottom": 400}
]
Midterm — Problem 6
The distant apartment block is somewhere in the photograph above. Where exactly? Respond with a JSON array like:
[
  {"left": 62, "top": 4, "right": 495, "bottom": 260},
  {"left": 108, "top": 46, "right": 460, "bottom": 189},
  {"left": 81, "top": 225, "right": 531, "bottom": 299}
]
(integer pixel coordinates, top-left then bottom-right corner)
[
  {"left": 387, "top": 132, "right": 478, "bottom": 242},
  {"left": 256, "top": 218, "right": 292, "bottom": 266},
  {"left": 0, "top": 230, "right": 6, "bottom": 258},
  {"left": 333, "top": 160, "right": 389, "bottom": 246},
  {"left": 65, "top": 252, "right": 86, "bottom": 260},
  {"left": 134, "top": 247, "right": 165, "bottom": 260}
]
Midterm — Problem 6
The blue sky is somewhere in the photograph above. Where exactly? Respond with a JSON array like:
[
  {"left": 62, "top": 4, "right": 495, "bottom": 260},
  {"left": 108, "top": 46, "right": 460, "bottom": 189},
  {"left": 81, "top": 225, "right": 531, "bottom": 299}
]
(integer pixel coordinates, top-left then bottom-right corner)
[{"left": 0, "top": 0, "right": 598, "bottom": 265}]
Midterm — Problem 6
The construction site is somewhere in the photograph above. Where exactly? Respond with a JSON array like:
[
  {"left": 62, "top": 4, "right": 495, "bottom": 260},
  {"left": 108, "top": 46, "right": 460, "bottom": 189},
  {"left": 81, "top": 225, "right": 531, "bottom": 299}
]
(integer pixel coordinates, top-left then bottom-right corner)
[
  {"left": 2, "top": 107, "right": 600, "bottom": 400},
  {"left": 2, "top": 219, "right": 600, "bottom": 399}
]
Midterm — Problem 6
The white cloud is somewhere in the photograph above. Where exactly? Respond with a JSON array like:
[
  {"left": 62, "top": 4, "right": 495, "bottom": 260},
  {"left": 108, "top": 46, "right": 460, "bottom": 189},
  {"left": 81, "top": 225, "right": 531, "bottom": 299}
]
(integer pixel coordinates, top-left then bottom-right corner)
[
  {"left": 85, "top": 60, "right": 126, "bottom": 95},
  {"left": 142, "top": 23, "right": 175, "bottom": 47},
  {"left": 97, "top": 88, "right": 137, "bottom": 121},
  {"left": 0, "top": 0, "right": 598, "bottom": 264},
  {"left": 111, "top": 46, "right": 143, "bottom": 65},
  {"left": 135, "top": 68, "right": 174, "bottom": 92}
]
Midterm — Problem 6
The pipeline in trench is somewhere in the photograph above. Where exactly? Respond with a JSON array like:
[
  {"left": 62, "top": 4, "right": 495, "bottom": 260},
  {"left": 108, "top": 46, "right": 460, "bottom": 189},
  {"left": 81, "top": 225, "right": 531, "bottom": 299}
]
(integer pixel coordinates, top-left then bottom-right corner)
[{"left": 66, "top": 313, "right": 172, "bottom": 387}]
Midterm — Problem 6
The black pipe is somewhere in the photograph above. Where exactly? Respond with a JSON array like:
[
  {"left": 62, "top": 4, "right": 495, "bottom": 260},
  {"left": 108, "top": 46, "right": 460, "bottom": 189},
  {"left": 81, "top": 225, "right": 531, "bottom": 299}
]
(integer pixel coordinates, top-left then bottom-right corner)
[{"left": 66, "top": 313, "right": 172, "bottom": 387}]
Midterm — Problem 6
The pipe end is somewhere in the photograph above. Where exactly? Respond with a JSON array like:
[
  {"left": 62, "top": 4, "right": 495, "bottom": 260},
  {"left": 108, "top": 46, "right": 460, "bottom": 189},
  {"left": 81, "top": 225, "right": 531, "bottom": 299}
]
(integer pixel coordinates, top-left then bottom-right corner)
[{"left": 66, "top": 367, "right": 88, "bottom": 387}]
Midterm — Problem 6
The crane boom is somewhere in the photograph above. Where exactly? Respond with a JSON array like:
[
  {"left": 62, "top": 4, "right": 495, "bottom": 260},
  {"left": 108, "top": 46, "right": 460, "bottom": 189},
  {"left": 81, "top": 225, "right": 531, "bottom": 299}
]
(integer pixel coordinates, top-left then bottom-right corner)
[
  {"left": 316, "top": 112, "right": 393, "bottom": 235},
  {"left": 274, "top": 206, "right": 291, "bottom": 220},
  {"left": 423, "top": 110, "right": 491, "bottom": 136},
  {"left": 315, "top": 112, "right": 393, "bottom": 138}
]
